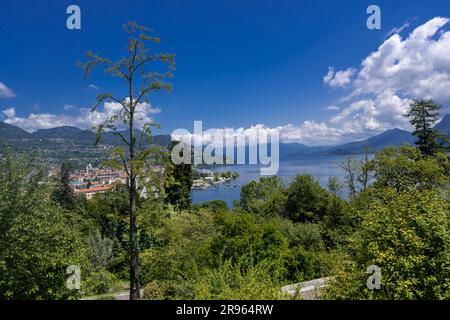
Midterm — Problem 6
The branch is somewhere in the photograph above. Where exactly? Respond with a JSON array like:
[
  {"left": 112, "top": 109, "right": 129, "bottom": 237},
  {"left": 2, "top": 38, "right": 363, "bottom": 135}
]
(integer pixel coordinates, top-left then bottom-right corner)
[{"left": 107, "top": 125, "right": 131, "bottom": 147}]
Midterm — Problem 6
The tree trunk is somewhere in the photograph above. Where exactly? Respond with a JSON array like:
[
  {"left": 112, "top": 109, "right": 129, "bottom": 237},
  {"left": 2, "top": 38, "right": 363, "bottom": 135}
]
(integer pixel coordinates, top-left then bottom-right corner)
[{"left": 129, "top": 77, "right": 140, "bottom": 300}]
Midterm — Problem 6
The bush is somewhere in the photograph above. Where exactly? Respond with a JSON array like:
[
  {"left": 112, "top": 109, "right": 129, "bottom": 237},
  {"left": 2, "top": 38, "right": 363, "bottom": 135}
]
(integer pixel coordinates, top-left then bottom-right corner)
[
  {"left": 325, "top": 189, "right": 450, "bottom": 299},
  {"left": 187, "top": 259, "right": 284, "bottom": 300},
  {"left": 83, "top": 271, "right": 117, "bottom": 295}
]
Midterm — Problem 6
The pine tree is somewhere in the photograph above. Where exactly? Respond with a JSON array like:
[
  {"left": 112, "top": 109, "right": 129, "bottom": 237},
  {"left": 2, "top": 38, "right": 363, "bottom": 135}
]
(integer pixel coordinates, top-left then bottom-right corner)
[{"left": 405, "top": 99, "right": 449, "bottom": 156}]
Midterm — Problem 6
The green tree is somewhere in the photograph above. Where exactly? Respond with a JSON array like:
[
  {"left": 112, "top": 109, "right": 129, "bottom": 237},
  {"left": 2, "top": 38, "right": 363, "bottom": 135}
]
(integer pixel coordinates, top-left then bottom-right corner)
[
  {"left": 236, "top": 176, "right": 286, "bottom": 217},
  {"left": 0, "top": 148, "right": 89, "bottom": 299},
  {"left": 164, "top": 141, "right": 193, "bottom": 210},
  {"left": 405, "top": 99, "right": 449, "bottom": 156},
  {"left": 326, "top": 189, "right": 450, "bottom": 300},
  {"left": 79, "top": 22, "right": 175, "bottom": 299},
  {"left": 284, "top": 174, "right": 329, "bottom": 223},
  {"left": 52, "top": 161, "right": 76, "bottom": 210},
  {"left": 372, "top": 145, "right": 449, "bottom": 192}
]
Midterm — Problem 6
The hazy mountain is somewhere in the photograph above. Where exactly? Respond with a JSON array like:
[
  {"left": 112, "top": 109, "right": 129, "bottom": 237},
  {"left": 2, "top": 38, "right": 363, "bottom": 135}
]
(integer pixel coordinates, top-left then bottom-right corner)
[
  {"left": 0, "top": 122, "right": 171, "bottom": 148},
  {"left": 31, "top": 126, "right": 95, "bottom": 143},
  {"left": 325, "top": 128, "right": 415, "bottom": 155},
  {"left": 0, "top": 121, "right": 31, "bottom": 139},
  {"left": 1, "top": 114, "right": 448, "bottom": 158}
]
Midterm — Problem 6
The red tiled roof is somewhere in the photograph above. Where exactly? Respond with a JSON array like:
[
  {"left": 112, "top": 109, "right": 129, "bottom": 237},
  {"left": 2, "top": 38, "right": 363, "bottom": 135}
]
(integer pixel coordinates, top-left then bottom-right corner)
[{"left": 73, "top": 185, "right": 113, "bottom": 193}]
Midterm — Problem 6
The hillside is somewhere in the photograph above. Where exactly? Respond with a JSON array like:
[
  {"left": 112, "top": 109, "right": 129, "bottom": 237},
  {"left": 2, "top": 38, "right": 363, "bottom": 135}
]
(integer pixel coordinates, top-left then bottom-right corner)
[
  {"left": 0, "top": 121, "right": 31, "bottom": 140},
  {"left": 0, "top": 122, "right": 171, "bottom": 167},
  {"left": 325, "top": 128, "right": 415, "bottom": 155}
]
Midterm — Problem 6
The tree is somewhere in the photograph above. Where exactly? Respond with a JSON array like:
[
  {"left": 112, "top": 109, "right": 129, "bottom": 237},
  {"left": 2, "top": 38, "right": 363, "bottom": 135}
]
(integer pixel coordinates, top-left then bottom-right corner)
[
  {"left": 236, "top": 176, "right": 286, "bottom": 217},
  {"left": 52, "top": 161, "right": 76, "bottom": 210},
  {"left": 338, "top": 143, "right": 373, "bottom": 199},
  {"left": 79, "top": 22, "right": 175, "bottom": 299},
  {"left": 405, "top": 99, "right": 449, "bottom": 156},
  {"left": 164, "top": 141, "right": 193, "bottom": 210},
  {"left": 284, "top": 174, "right": 329, "bottom": 223},
  {"left": 0, "top": 148, "right": 89, "bottom": 299},
  {"left": 372, "top": 145, "right": 449, "bottom": 192},
  {"left": 325, "top": 189, "right": 450, "bottom": 300}
]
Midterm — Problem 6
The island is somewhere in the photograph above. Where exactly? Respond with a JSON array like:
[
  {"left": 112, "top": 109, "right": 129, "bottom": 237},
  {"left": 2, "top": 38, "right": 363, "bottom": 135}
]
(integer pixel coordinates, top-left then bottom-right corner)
[{"left": 192, "top": 169, "right": 240, "bottom": 190}]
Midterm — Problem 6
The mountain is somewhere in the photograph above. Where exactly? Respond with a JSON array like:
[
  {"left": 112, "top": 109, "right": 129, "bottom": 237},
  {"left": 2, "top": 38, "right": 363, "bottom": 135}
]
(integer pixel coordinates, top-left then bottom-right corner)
[
  {"left": 1, "top": 113, "right": 448, "bottom": 160},
  {"left": 0, "top": 121, "right": 31, "bottom": 139},
  {"left": 31, "top": 126, "right": 95, "bottom": 143},
  {"left": 0, "top": 121, "right": 171, "bottom": 154},
  {"left": 0, "top": 122, "right": 171, "bottom": 147},
  {"left": 325, "top": 128, "right": 415, "bottom": 155}
]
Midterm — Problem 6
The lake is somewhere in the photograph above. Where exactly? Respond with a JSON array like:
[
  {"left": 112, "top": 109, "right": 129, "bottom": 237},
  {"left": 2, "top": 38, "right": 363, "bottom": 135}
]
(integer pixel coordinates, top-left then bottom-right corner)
[{"left": 191, "top": 154, "right": 369, "bottom": 207}]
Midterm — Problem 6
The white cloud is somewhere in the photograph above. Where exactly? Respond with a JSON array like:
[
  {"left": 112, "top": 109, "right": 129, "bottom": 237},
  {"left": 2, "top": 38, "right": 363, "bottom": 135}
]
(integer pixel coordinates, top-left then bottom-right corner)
[
  {"left": 63, "top": 104, "right": 77, "bottom": 111},
  {"left": 2, "top": 107, "right": 16, "bottom": 118},
  {"left": 2, "top": 101, "right": 161, "bottom": 133},
  {"left": 324, "top": 16, "right": 450, "bottom": 139},
  {"left": 3, "top": 18, "right": 450, "bottom": 146},
  {"left": 177, "top": 17, "right": 450, "bottom": 146},
  {"left": 88, "top": 84, "right": 99, "bottom": 90},
  {"left": 0, "top": 82, "right": 16, "bottom": 98},
  {"left": 386, "top": 17, "right": 417, "bottom": 38},
  {"left": 323, "top": 67, "right": 356, "bottom": 88},
  {"left": 172, "top": 121, "right": 342, "bottom": 147}
]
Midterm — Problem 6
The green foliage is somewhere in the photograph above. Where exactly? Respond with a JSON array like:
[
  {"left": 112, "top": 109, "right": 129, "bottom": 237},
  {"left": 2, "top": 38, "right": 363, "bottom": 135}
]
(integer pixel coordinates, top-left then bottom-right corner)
[
  {"left": 143, "top": 280, "right": 177, "bottom": 300},
  {"left": 82, "top": 271, "right": 117, "bottom": 296},
  {"left": 87, "top": 230, "right": 114, "bottom": 272},
  {"left": 284, "top": 174, "right": 330, "bottom": 223},
  {"left": 165, "top": 141, "right": 193, "bottom": 210},
  {"left": 0, "top": 148, "right": 90, "bottom": 299},
  {"left": 326, "top": 189, "right": 450, "bottom": 299},
  {"left": 186, "top": 259, "right": 284, "bottom": 300},
  {"left": 405, "top": 99, "right": 450, "bottom": 156},
  {"left": 52, "top": 161, "right": 76, "bottom": 210},
  {"left": 207, "top": 212, "right": 288, "bottom": 269},
  {"left": 236, "top": 177, "right": 286, "bottom": 217},
  {"left": 193, "top": 200, "right": 229, "bottom": 213},
  {"left": 85, "top": 186, "right": 130, "bottom": 276},
  {"left": 372, "top": 145, "right": 449, "bottom": 192}
]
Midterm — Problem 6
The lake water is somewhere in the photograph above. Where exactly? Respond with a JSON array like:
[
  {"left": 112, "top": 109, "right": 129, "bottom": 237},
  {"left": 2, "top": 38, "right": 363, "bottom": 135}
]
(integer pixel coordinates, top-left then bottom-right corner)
[{"left": 191, "top": 154, "right": 368, "bottom": 207}]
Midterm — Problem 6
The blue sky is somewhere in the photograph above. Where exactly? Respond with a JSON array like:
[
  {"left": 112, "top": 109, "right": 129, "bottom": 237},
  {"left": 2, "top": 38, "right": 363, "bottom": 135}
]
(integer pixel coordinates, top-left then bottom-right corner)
[{"left": 1, "top": 0, "right": 450, "bottom": 145}]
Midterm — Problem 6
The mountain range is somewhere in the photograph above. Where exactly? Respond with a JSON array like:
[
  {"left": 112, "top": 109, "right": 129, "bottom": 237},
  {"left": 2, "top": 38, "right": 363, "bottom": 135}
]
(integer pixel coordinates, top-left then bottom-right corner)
[
  {"left": 279, "top": 114, "right": 449, "bottom": 157},
  {"left": 0, "top": 122, "right": 172, "bottom": 147},
  {"left": 1, "top": 114, "right": 449, "bottom": 160}
]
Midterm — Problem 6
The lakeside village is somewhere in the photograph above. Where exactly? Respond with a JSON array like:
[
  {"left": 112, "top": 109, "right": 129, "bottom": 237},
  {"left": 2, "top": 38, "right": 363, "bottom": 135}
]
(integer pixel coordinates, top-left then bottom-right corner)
[{"left": 49, "top": 164, "right": 239, "bottom": 200}]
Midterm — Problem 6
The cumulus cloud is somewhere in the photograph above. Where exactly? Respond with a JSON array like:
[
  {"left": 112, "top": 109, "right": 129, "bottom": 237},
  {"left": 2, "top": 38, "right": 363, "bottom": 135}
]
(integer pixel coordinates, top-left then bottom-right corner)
[
  {"left": 323, "top": 67, "right": 356, "bottom": 88},
  {"left": 3, "top": 18, "right": 450, "bottom": 146},
  {"left": 172, "top": 121, "right": 342, "bottom": 146},
  {"left": 88, "top": 84, "right": 99, "bottom": 90},
  {"left": 0, "top": 82, "right": 16, "bottom": 98},
  {"left": 324, "top": 16, "right": 450, "bottom": 139},
  {"left": 2, "top": 101, "right": 161, "bottom": 132},
  {"left": 176, "top": 17, "right": 450, "bottom": 146}
]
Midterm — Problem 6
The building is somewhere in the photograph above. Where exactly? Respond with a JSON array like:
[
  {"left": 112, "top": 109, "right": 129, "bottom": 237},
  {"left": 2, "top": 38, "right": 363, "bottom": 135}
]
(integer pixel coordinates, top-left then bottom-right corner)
[{"left": 73, "top": 185, "right": 113, "bottom": 200}]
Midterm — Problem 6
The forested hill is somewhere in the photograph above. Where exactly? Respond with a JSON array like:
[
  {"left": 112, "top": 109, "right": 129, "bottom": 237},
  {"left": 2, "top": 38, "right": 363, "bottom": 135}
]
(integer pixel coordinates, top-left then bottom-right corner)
[{"left": 0, "top": 122, "right": 171, "bottom": 147}]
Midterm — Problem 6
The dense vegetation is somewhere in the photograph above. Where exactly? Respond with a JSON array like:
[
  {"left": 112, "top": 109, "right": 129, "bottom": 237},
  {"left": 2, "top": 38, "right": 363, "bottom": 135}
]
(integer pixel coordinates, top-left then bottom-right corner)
[
  {"left": 1, "top": 139, "right": 448, "bottom": 299},
  {"left": 0, "top": 20, "right": 449, "bottom": 300}
]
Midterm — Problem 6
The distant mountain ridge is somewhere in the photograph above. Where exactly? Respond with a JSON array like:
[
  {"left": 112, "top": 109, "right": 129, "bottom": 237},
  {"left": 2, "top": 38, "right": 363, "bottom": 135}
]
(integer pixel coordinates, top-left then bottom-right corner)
[
  {"left": 1, "top": 114, "right": 449, "bottom": 156},
  {"left": 0, "top": 121, "right": 30, "bottom": 139},
  {"left": 0, "top": 124, "right": 171, "bottom": 147}
]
